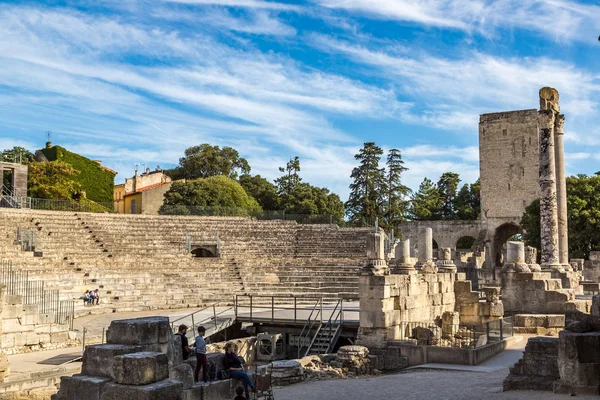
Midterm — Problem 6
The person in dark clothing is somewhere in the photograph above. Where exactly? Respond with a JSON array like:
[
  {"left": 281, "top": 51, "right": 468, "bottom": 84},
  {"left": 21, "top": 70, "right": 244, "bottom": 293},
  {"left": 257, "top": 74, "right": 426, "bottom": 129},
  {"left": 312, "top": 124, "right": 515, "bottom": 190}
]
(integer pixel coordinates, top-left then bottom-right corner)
[
  {"left": 234, "top": 386, "right": 246, "bottom": 400},
  {"left": 194, "top": 326, "right": 208, "bottom": 383},
  {"left": 175, "top": 324, "right": 192, "bottom": 360},
  {"left": 223, "top": 342, "right": 255, "bottom": 399}
]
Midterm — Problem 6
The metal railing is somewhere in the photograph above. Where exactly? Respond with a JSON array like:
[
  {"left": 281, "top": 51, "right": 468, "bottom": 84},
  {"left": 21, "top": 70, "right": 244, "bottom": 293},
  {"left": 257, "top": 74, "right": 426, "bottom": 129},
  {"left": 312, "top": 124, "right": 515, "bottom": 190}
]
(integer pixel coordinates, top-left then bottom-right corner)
[
  {"left": 1, "top": 185, "right": 20, "bottom": 208},
  {"left": 313, "top": 298, "right": 344, "bottom": 355},
  {"left": 16, "top": 227, "right": 42, "bottom": 253},
  {"left": 159, "top": 205, "right": 337, "bottom": 225},
  {"left": 297, "top": 298, "right": 323, "bottom": 358},
  {"left": 170, "top": 303, "right": 235, "bottom": 340},
  {"left": 0, "top": 260, "right": 75, "bottom": 330},
  {"left": 0, "top": 196, "right": 113, "bottom": 213}
]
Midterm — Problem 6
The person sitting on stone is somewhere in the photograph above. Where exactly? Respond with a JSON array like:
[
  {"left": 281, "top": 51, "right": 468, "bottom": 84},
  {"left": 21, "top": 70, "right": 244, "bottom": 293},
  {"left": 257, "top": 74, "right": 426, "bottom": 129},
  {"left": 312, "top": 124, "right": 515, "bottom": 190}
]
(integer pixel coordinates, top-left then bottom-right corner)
[
  {"left": 93, "top": 289, "right": 100, "bottom": 305},
  {"left": 175, "top": 324, "right": 192, "bottom": 360},
  {"left": 223, "top": 342, "right": 255, "bottom": 399},
  {"left": 87, "top": 289, "right": 94, "bottom": 305},
  {"left": 83, "top": 290, "right": 90, "bottom": 306},
  {"left": 233, "top": 386, "right": 246, "bottom": 400}
]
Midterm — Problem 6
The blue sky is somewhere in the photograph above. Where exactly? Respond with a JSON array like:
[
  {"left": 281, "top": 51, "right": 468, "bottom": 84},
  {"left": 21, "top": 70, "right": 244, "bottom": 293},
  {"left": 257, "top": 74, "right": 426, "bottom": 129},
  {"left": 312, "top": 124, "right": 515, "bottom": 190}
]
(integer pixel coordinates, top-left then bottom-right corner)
[{"left": 0, "top": 0, "right": 599, "bottom": 199}]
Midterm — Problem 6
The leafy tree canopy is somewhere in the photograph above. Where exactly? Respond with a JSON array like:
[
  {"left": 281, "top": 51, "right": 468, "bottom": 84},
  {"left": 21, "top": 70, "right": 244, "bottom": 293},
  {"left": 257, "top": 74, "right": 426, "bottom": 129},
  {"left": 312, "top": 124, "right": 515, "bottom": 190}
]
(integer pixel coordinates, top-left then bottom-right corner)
[
  {"left": 520, "top": 174, "right": 600, "bottom": 259},
  {"left": 384, "top": 148, "right": 411, "bottom": 229},
  {"left": 28, "top": 161, "right": 81, "bottom": 200},
  {"left": 437, "top": 172, "right": 461, "bottom": 220},
  {"left": 239, "top": 174, "right": 280, "bottom": 211},
  {"left": 1, "top": 146, "right": 33, "bottom": 164},
  {"left": 161, "top": 175, "right": 261, "bottom": 215},
  {"left": 455, "top": 179, "right": 481, "bottom": 220},
  {"left": 167, "top": 144, "right": 250, "bottom": 180}
]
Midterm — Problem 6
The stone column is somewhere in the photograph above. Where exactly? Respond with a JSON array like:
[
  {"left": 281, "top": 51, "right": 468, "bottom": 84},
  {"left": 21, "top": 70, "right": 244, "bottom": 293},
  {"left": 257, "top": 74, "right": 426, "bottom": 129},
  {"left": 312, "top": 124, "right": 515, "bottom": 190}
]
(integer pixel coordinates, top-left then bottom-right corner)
[
  {"left": 415, "top": 227, "right": 437, "bottom": 273},
  {"left": 554, "top": 114, "right": 569, "bottom": 267},
  {"left": 538, "top": 109, "right": 561, "bottom": 270},
  {"left": 393, "top": 239, "right": 415, "bottom": 274},
  {"left": 362, "top": 232, "right": 389, "bottom": 276},
  {"left": 437, "top": 247, "right": 457, "bottom": 273},
  {"left": 506, "top": 241, "right": 525, "bottom": 264}
]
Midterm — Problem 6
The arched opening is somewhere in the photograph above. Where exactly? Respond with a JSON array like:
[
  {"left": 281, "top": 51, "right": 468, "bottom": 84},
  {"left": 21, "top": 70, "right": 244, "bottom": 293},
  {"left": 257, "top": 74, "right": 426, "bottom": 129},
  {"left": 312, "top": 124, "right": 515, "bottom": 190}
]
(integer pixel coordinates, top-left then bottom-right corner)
[
  {"left": 432, "top": 239, "right": 439, "bottom": 250},
  {"left": 493, "top": 223, "right": 521, "bottom": 267},
  {"left": 191, "top": 247, "right": 217, "bottom": 258},
  {"left": 456, "top": 236, "right": 476, "bottom": 251}
]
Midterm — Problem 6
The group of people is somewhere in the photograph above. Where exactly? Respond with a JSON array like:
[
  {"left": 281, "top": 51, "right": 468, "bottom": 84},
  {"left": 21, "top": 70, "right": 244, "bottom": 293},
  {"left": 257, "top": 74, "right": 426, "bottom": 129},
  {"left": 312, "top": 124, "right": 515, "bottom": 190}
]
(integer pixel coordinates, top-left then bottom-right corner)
[
  {"left": 175, "top": 324, "right": 256, "bottom": 400},
  {"left": 83, "top": 289, "right": 100, "bottom": 305}
]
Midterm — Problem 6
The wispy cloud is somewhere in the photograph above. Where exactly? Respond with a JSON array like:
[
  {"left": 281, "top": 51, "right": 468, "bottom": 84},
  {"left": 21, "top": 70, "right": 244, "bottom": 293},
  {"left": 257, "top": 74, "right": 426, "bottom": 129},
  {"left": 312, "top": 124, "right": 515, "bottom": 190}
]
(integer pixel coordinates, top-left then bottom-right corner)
[
  {"left": 313, "top": 0, "right": 600, "bottom": 42},
  {"left": 164, "top": 0, "right": 300, "bottom": 11}
]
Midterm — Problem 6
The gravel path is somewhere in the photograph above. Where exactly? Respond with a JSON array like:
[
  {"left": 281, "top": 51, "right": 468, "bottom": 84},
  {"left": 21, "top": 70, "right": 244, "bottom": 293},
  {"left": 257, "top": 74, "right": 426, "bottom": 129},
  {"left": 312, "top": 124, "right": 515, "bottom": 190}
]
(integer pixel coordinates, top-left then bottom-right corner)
[{"left": 273, "top": 369, "right": 597, "bottom": 400}]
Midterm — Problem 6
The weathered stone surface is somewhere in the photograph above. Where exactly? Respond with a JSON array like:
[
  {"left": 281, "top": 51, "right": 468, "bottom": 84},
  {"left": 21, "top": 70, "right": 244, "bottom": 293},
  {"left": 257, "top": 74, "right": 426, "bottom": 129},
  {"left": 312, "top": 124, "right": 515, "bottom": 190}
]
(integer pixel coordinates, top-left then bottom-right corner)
[
  {"left": 565, "top": 310, "right": 600, "bottom": 333},
  {"left": 201, "top": 380, "right": 233, "bottom": 400},
  {"left": 169, "top": 363, "right": 194, "bottom": 390},
  {"left": 106, "top": 317, "right": 171, "bottom": 346},
  {"left": 503, "top": 337, "right": 559, "bottom": 392},
  {"left": 113, "top": 352, "right": 169, "bottom": 386},
  {"left": 555, "top": 330, "right": 600, "bottom": 394},
  {"left": 591, "top": 295, "right": 600, "bottom": 317},
  {"left": 82, "top": 344, "right": 144, "bottom": 378},
  {"left": 100, "top": 380, "right": 183, "bottom": 400},
  {"left": 52, "top": 375, "right": 112, "bottom": 400}
]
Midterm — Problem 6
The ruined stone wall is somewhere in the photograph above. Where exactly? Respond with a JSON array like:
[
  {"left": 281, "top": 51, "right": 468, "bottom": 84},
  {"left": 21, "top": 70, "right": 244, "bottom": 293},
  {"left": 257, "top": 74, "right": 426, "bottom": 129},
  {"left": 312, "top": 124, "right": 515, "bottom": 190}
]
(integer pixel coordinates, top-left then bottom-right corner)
[
  {"left": 479, "top": 109, "right": 540, "bottom": 220},
  {"left": 357, "top": 273, "right": 457, "bottom": 348},
  {"left": 584, "top": 252, "right": 600, "bottom": 282},
  {"left": 397, "top": 220, "right": 482, "bottom": 256}
]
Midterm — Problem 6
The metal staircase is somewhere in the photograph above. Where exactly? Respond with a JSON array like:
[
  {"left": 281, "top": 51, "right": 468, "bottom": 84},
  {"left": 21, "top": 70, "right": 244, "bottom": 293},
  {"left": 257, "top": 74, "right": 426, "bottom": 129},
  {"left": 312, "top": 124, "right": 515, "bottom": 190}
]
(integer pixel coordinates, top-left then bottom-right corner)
[
  {"left": 1, "top": 185, "right": 20, "bottom": 208},
  {"left": 298, "top": 298, "right": 345, "bottom": 357}
]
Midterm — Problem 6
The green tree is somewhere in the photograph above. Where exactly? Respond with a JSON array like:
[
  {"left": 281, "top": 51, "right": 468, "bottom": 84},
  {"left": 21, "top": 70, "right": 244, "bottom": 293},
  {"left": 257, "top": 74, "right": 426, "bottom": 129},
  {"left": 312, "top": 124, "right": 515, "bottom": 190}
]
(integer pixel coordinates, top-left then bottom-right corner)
[
  {"left": 455, "top": 179, "right": 481, "bottom": 220},
  {"left": 408, "top": 178, "right": 441, "bottom": 220},
  {"left": 437, "top": 172, "right": 461, "bottom": 220},
  {"left": 520, "top": 174, "right": 600, "bottom": 259},
  {"left": 160, "top": 175, "right": 261, "bottom": 216},
  {"left": 520, "top": 198, "right": 541, "bottom": 252},
  {"left": 168, "top": 144, "right": 250, "bottom": 180},
  {"left": 239, "top": 174, "right": 280, "bottom": 210},
  {"left": 282, "top": 183, "right": 345, "bottom": 223},
  {"left": 275, "top": 157, "right": 301, "bottom": 198},
  {"left": 1, "top": 146, "right": 33, "bottom": 164},
  {"left": 28, "top": 161, "right": 81, "bottom": 199},
  {"left": 345, "top": 142, "right": 386, "bottom": 224},
  {"left": 384, "top": 149, "right": 411, "bottom": 229}
]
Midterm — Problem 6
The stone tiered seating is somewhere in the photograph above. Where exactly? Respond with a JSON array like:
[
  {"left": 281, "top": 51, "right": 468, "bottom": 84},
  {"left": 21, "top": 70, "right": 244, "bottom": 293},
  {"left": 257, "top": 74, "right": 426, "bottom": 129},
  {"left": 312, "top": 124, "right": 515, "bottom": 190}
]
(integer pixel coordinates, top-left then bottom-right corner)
[{"left": 0, "top": 209, "right": 369, "bottom": 316}]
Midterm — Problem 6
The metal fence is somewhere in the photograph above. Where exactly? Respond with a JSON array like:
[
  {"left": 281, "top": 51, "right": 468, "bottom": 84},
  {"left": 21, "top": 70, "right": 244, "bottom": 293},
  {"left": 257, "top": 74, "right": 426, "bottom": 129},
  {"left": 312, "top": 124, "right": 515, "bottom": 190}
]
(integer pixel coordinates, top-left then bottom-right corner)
[
  {"left": 0, "top": 260, "right": 75, "bottom": 330},
  {"left": 397, "top": 317, "right": 515, "bottom": 349},
  {"left": 0, "top": 196, "right": 113, "bottom": 213}
]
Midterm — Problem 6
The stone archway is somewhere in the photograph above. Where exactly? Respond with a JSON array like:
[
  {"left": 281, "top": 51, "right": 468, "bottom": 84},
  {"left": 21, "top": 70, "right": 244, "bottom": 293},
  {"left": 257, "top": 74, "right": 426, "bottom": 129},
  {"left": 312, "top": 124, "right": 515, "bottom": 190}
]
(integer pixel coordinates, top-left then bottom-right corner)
[
  {"left": 492, "top": 223, "right": 521, "bottom": 267},
  {"left": 191, "top": 246, "right": 217, "bottom": 258},
  {"left": 456, "top": 236, "right": 477, "bottom": 251}
]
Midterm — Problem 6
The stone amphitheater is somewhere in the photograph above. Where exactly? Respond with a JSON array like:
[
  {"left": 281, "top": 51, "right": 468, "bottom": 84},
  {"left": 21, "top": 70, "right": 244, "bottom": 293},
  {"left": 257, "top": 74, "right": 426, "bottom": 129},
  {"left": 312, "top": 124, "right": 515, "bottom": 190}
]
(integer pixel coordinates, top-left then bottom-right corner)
[{"left": 0, "top": 209, "right": 370, "bottom": 316}]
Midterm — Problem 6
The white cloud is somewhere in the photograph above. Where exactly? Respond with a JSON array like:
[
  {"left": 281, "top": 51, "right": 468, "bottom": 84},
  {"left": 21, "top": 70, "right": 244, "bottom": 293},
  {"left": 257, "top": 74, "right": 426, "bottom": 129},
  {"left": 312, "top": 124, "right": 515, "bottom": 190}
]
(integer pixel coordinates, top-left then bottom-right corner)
[
  {"left": 163, "top": 0, "right": 300, "bottom": 11},
  {"left": 313, "top": 0, "right": 600, "bottom": 42}
]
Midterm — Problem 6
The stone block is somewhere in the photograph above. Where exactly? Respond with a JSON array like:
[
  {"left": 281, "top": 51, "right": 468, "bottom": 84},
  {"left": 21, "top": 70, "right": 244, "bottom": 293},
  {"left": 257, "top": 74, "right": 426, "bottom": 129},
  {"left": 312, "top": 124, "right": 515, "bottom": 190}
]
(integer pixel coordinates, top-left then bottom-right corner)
[
  {"left": 54, "top": 375, "right": 111, "bottom": 400},
  {"left": 50, "top": 331, "right": 69, "bottom": 344},
  {"left": 113, "top": 352, "right": 169, "bottom": 385},
  {"left": 100, "top": 380, "right": 183, "bottom": 400},
  {"left": 169, "top": 362, "right": 194, "bottom": 389},
  {"left": 5, "top": 295, "right": 21, "bottom": 305},
  {"left": 182, "top": 386, "right": 202, "bottom": 400},
  {"left": 201, "top": 380, "right": 233, "bottom": 400},
  {"left": 83, "top": 344, "right": 144, "bottom": 378},
  {"left": 106, "top": 317, "right": 171, "bottom": 346}
]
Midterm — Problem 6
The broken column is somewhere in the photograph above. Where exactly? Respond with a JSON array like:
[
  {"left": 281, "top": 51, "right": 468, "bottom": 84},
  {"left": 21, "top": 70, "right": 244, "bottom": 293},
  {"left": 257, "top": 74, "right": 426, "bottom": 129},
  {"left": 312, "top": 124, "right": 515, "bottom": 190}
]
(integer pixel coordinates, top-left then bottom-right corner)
[
  {"left": 415, "top": 227, "right": 437, "bottom": 273},
  {"left": 538, "top": 89, "right": 561, "bottom": 271},
  {"left": 392, "top": 239, "right": 415, "bottom": 274},
  {"left": 363, "top": 230, "right": 389, "bottom": 276},
  {"left": 437, "top": 247, "right": 457, "bottom": 273},
  {"left": 554, "top": 114, "right": 570, "bottom": 268}
]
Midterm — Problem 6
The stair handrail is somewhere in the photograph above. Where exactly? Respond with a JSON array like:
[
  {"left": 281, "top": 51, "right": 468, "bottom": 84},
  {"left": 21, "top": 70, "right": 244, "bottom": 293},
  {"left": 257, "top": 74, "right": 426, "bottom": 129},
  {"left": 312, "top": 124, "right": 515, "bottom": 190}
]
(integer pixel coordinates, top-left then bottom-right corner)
[
  {"left": 297, "top": 297, "right": 323, "bottom": 358},
  {"left": 170, "top": 302, "right": 234, "bottom": 339},
  {"left": 308, "top": 298, "right": 344, "bottom": 355}
]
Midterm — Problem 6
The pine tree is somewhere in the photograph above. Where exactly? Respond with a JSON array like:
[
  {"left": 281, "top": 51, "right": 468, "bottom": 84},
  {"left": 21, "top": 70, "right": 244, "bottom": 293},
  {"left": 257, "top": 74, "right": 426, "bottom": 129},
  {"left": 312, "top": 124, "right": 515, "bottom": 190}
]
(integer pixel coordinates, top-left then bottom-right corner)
[
  {"left": 384, "top": 149, "right": 411, "bottom": 229},
  {"left": 345, "top": 142, "right": 386, "bottom": 225},
  {"left": 437, "top": 172, "right": 461, "bottom": 220},
  {"left": 408, "top": 178, "right": 441, "bottom": 220},
  {"left": 275, "top": 156, "right": 301, "bottom": 198}
]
